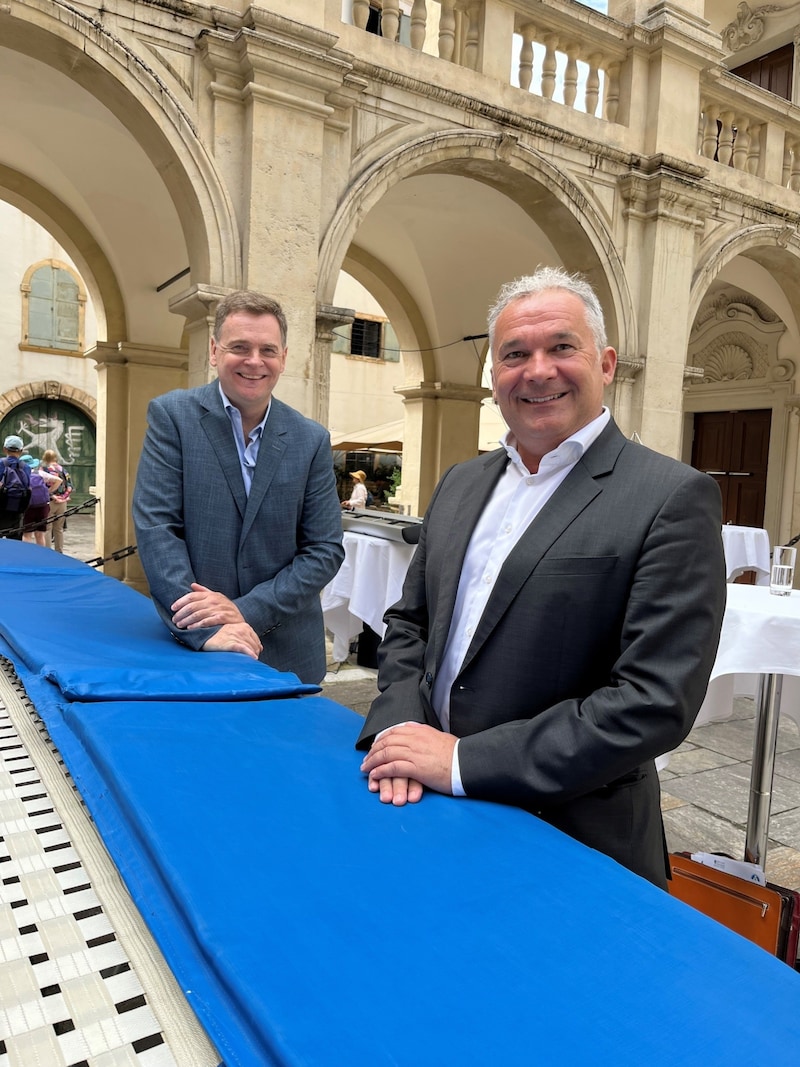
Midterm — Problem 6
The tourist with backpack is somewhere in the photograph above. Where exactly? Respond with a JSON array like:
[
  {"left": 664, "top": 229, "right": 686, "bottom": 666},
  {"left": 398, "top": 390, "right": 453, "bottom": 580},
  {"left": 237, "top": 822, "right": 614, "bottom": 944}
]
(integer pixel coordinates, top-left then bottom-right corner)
[
  {"left": 20, "top": 456, "right": 60, "bottom": 547},
  {"left": 41, "top": 449, "right": 73, "bottom": 552},
  {"left": 0, "top": 435, "right": 32, "bottom": 540}
]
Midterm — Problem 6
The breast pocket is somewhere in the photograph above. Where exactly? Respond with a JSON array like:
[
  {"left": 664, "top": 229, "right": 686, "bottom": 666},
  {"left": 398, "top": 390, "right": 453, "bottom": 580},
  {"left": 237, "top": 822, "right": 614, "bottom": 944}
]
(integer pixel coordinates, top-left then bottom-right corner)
[{"left": 534, "top": 555, "right": 619, "bottom": 577}]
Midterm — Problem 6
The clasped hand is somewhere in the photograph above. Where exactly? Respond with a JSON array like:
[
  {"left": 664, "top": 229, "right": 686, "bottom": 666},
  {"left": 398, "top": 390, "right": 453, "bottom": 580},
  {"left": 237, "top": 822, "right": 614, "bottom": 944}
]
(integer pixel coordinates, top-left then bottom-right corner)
[
  {"left": 171, "top": 583, "right": 262, "bottom": 659},
  {"left": 360, "top": 723, "right": 456, "bottom": 806}
]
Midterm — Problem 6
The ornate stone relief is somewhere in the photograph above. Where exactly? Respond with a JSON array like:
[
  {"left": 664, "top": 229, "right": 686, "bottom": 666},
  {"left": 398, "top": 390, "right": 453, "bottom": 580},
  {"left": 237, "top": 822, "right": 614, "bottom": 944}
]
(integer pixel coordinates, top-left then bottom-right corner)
[
  {"left": 689, "top": 289, "right": 790, "bottom": 384},
  {"left": 702, "top": 336, "right": 759, "bottom": 381},
  {"left": 721, "top": 2, "right": 783, "bottom": 54}
]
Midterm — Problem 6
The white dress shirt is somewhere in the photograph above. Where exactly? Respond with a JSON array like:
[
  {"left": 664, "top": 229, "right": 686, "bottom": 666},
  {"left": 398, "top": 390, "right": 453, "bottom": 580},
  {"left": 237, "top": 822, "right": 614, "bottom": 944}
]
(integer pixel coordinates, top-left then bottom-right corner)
[
  {"left": 432, "top": 409, "right": 611, "bottom": 794},
  {"left": 219, "top": 384, "right": 270, "bottom": 496}
]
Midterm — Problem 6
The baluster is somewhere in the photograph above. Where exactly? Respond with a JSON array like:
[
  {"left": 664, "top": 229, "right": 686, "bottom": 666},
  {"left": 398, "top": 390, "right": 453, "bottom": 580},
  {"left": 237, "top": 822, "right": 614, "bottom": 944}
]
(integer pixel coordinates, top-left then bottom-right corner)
[
  {"left": 790, "top": 139, "right": 800, "bottom": 191},
  {"left": 699, "top": 103, "right": 720, "bottom": 159},
  {"left": 731, "top": 118, "right": 749, "bottom": 170},
  {"left": 746, "top": 123, "right": 761, "bottom": 175},
  {"left": 438, "top": 0, "right": 456, "bottom": 61},
  {"left": 464, "top": 2, "right": 481, "bottom": 71},
  {"left": 564, "top": 45, "right": 579, "bottom": 108},
  {"left": 353, "top": 0, "right": 370, "bottom": 30},
  {"left": 382, "top": 0, "right": 400, "bottom": 41},
  {"left": 585, "top": 53, "right": 601, "bottom": 117},
  {"left": 717, "top": 110, "right": 735, "bottom": 166},
  {"left": 604, "top": 61, "right": 620, "bottom": 122},
  {"left": 541, "top": 35, "right": 558, "bottom": 101},
  {"left": 518, "top": 24, "right": 534, "bottom": 92},
  {"left": 783, "top": 138, "right": 793, "bottom": 188},
  {"left": 410, "top": 0, "right": 427, "bottom": 50}
]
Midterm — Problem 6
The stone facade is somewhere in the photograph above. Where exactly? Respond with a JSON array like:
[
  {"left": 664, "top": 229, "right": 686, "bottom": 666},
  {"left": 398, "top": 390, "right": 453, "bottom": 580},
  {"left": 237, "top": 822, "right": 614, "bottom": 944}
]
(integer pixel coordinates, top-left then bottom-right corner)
[{"left": 4, "top": 0, "right": 800, "bottom": 581}]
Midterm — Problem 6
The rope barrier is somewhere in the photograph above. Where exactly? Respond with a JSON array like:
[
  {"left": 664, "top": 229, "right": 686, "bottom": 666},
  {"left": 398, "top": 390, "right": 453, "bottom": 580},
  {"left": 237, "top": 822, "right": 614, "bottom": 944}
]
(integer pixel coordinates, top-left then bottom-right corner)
[{"left": 0, "top": 495, "right": 139, "bottom": 568}]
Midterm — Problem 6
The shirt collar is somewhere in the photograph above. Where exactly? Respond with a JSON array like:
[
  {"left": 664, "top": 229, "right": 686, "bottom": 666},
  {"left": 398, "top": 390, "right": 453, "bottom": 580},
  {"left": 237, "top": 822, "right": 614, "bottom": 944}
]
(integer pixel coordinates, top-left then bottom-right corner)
[
  {"left": 501, "top": 407, "right": 611, "bottom": 476},
  {"left": 218, "top": 383, "right": 270, "bottom": 438}
]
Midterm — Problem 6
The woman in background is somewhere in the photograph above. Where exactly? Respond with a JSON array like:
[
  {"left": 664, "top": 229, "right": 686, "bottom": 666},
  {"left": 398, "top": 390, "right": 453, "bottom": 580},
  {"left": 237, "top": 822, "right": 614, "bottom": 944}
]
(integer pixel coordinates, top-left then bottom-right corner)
[{"left": 40, "top": 449, "right": 72, "bottom": 552}]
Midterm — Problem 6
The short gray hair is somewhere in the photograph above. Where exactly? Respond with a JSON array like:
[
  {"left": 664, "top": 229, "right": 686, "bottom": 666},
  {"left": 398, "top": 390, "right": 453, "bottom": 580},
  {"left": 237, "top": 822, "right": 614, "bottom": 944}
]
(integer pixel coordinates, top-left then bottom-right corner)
[{"left": 488, "top": 267, "right": 608, "bottom": 353}]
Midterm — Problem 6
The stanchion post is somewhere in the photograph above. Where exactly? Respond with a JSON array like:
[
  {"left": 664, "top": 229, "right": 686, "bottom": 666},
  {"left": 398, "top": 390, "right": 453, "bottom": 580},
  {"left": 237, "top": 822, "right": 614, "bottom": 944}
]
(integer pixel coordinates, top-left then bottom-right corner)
[{"left": 744, "top": 673, "right": 783, "bottom": 867}]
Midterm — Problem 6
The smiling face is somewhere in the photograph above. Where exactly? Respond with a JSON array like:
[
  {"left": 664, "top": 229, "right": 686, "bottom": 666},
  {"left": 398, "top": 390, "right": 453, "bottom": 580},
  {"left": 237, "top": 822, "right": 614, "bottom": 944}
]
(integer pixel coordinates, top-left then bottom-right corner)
[
  {"left": 491, "top": 289, "right": 616, "bottom": 473},
  {"left": 209, "top": 311, "right": 287, "bottom": 428}
]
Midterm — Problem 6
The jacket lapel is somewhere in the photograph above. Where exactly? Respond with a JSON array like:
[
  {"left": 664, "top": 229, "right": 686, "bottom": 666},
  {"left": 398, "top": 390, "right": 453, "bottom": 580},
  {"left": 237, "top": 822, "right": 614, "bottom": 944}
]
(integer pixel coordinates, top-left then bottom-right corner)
[
  {"left": 241, "top": 398, "right": 288, "bottom": 542},
  {"left": 198, "top": 384, "right": 248, "bottom": 520},
  {"left": 429, "top": 449, "right": 508, "bottom": 664},
  {"left": 460, "top": 421, "right": 625, "bottom": 672}
]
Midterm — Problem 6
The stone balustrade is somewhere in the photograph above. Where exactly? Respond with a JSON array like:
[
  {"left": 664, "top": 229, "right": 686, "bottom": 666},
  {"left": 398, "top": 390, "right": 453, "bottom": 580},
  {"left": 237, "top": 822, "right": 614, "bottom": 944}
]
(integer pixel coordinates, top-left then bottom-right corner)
[
  {"left": 345, "top": 0, "right": 800, "bottom": 200},
  {"left": 699, "top": 69, "right": 800, "bottom": 190}
]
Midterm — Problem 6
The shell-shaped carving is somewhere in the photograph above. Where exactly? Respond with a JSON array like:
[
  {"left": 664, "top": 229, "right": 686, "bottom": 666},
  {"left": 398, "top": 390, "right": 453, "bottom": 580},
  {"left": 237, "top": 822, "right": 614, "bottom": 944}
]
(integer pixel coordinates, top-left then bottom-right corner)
[{"left": 702, "top": 344, "right": 752, "bottom": 382}]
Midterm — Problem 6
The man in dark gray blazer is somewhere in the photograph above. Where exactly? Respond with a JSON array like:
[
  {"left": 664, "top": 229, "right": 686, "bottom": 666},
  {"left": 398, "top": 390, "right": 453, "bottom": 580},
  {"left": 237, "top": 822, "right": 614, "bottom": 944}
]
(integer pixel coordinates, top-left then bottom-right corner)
[
  {"left": 358, "top": 268, "right": 726, "bottom": 886},
  {"left": 133, "top": 291, "right": 344, "bottom": 684}
]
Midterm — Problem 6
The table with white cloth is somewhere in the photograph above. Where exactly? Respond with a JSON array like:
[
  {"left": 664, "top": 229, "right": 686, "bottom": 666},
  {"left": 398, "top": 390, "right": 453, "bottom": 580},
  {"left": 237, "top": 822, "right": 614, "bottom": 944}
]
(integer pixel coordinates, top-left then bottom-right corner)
[
  {"left": 321, "top": 531, "right": 416, "bottom": 662},
  {"left": 721, "top": 524, "right": 771, "bottom": 584},
  {"left": 696, "top": 583, "right": 800, "bottom": 865}
]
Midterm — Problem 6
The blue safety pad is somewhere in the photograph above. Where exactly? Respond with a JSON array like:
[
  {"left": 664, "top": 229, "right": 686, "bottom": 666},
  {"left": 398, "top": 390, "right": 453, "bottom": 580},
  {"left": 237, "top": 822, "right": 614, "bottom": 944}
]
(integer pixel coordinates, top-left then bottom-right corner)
[
  {"left": 3, "top": 540, "right": 800, "bottom": 1065},
  {"left": 45, "top": 693, "right": 800, "bottom": 1067},
  {"left": 0, "top": 541, "right": 316, "bottom": 701}
]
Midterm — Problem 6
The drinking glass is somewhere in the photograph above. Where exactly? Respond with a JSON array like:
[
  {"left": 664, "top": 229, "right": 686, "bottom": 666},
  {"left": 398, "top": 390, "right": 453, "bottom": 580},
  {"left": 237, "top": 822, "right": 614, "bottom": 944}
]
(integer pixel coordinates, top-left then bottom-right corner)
[{"left": 770, "top": 545, "right": 796, "bottom": 596}]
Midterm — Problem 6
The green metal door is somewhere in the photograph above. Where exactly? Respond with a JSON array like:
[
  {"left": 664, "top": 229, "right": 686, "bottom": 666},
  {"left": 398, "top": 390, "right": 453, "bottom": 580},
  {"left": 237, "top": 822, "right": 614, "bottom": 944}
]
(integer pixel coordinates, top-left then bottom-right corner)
[{"left": 0, "top": 399, "right": 96, "bottom": 502}]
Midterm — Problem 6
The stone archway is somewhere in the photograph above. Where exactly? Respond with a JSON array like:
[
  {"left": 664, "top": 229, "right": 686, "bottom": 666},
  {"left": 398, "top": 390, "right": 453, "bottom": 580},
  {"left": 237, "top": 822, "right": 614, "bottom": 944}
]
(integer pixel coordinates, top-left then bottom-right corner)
[
  {"left": 318, "top": 129, "right": 634, "bottom": 510},
  {"left": 687, "top": 229, "right": 800, "bottom": 541}
]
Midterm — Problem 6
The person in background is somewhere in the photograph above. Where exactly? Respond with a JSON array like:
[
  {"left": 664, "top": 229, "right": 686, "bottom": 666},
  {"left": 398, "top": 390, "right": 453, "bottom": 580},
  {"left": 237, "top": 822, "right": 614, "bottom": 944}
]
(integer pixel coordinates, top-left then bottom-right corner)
[
  {"left": 20, "top": 457, "right": 60, "bottom": 547},
  {"left": 357, "top": 266, "right": 726, "bottom": 888},
  {"left": 0, "top": 435, "right": 31, "bottom": 540},
  {"left": 341, "top": 469, "right": 368, "bottom": 511},
  {"left": 133, "top": 289, "right": 344, "bottom": 684},
  {"left": 40, "top": 449, "right": 72, "bottom": 553}
]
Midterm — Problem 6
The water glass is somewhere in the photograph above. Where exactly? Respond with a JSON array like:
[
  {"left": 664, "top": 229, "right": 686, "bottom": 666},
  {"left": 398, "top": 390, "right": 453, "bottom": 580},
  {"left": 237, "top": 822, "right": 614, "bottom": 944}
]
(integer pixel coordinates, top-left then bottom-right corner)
[{"left": 770, "top": 545, "right": 796, "bottom": 596}]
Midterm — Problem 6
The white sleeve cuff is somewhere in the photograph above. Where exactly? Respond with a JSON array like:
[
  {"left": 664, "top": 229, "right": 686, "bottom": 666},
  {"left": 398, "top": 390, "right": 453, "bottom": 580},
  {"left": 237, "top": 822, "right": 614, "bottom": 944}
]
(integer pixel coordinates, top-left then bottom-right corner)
[{"left": 451, "top": 739, "right": 466, "bottom": 796}]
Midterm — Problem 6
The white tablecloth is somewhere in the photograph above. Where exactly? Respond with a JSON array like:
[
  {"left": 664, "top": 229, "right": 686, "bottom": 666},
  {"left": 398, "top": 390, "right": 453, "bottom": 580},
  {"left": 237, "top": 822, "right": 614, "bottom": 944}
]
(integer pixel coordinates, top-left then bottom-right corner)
[
  {"left": 321, "top": 531, "right": 416, "bottom": 662},
  {"left": 696, "top": 583, "right": 800, "bottom": 733},
  {"left": 721, "top": 524, "right": 770, "bottom": 585}
]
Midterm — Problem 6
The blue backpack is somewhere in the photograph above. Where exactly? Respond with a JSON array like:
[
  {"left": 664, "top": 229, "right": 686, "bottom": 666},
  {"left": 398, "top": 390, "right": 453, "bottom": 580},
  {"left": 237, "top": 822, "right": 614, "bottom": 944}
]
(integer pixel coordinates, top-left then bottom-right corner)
[{"left": 0, "top": 457, "right": 32, "bottom": 514}]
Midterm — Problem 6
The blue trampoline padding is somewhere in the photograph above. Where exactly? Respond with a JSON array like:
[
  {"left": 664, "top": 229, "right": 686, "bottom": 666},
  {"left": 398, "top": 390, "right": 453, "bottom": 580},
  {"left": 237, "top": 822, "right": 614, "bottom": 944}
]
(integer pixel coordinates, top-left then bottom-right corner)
[
  {"left": 0, "top": 541, "right": 316, "bottom": 701},
  {"left": 45, "top": 693, "right": 800, "bottom": 1067}
]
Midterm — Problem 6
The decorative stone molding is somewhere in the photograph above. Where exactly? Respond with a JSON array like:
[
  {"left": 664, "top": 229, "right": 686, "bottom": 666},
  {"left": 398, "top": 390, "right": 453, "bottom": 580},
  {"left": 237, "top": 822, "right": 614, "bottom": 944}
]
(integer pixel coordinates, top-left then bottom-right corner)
[
  {"left": 721, "top": 2, "right": 781, "bottom": 54},
  {"left": 0, "top": 381, "right": 97, "bottom": 424},
  {"left": 703, "top": 340, "right": 755, "bottom": 381},
  {"left": 694, "top": 290, "right": 779, "bottom": 329},
  {"left": 396, "top": 381, "right": 491, "bottom": 403},
  {"left": 614, "top": 358, "right": 645, "bottom": 381}
]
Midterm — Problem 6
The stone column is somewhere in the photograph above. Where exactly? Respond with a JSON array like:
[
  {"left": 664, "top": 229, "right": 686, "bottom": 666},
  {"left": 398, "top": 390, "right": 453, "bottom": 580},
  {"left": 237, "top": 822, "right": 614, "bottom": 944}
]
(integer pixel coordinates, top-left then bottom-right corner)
[
  {"left": 611, "top": 358, "right": 645, "bottom": 438},
  {"left": 169, "top": 284, "right": 232, "bottom": 387},
  {"left": 89, "top": 342, "right": 188, "bottom": 589},
  {"left": 233, "top": 10, "right": 351, "bottom": 417},
  {"left": 396, "top": 382, "right": 490, "bottom": 514},
  {"left": 314, "top": 304, "right": 355, "bottom": 426},
  {"left": 619, "top": 164, "right": 707, "bottom": 458}
]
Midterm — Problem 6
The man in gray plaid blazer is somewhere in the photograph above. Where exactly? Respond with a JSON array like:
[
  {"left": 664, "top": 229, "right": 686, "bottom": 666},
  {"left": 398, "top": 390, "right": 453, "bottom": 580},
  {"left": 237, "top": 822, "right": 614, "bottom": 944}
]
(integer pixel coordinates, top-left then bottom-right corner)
[{"left": 133, "top": 291, "right": 343, "bottom": 684}]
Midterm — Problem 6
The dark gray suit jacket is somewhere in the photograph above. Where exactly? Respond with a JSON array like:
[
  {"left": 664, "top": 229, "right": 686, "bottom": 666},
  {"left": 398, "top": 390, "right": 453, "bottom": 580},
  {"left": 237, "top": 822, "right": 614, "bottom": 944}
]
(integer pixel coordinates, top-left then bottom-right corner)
[
  {"left": 357, "top": 420, "right": 726, "bottom": 885},
  {"left": 133, "top": 382, "right": 344, "bottom": 684}
]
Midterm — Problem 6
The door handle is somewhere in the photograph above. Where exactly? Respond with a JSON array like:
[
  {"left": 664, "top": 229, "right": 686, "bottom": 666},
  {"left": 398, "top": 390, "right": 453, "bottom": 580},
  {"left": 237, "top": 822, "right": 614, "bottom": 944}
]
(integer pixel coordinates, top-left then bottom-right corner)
[
  {"left": 729, "top": 472, "right": 752, "bottom": 477},
  {"left": 704, "top": 470, "right": 727, "bottom": 476}
]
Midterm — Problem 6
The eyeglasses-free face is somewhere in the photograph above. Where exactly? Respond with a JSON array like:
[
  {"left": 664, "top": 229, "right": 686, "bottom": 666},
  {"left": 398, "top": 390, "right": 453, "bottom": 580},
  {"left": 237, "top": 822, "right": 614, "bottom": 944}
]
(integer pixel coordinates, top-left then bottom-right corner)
[{"left": 210, "top": 311, "right": 287, "bottom": 419}]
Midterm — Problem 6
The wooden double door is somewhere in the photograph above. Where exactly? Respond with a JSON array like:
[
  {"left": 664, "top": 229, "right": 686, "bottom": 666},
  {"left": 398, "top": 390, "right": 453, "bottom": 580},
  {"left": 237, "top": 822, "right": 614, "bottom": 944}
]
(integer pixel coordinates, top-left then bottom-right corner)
[{"left": 691, "top": 410, "right": 770, "bottom": 528}]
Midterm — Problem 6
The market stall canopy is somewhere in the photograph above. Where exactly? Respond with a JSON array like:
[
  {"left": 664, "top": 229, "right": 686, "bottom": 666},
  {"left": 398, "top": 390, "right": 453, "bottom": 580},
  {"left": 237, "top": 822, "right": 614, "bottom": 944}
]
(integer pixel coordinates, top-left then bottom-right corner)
[{"left": 330, "top": 419, "right": 403, "bottom": 452}]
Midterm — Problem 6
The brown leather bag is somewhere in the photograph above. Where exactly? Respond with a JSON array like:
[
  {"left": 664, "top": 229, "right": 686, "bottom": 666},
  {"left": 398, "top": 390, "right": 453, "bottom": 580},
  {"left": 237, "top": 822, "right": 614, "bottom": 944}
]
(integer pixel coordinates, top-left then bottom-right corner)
[{"left": 669, "top": 853, "right": 800, "bottom": 964}]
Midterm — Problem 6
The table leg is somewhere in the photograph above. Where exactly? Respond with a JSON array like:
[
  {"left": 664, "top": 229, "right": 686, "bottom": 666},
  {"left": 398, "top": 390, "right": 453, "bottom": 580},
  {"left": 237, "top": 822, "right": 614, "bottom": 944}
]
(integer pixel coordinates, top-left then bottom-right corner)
[{"left": 744, "top": 673, "right": 783, "bottom": 867}]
